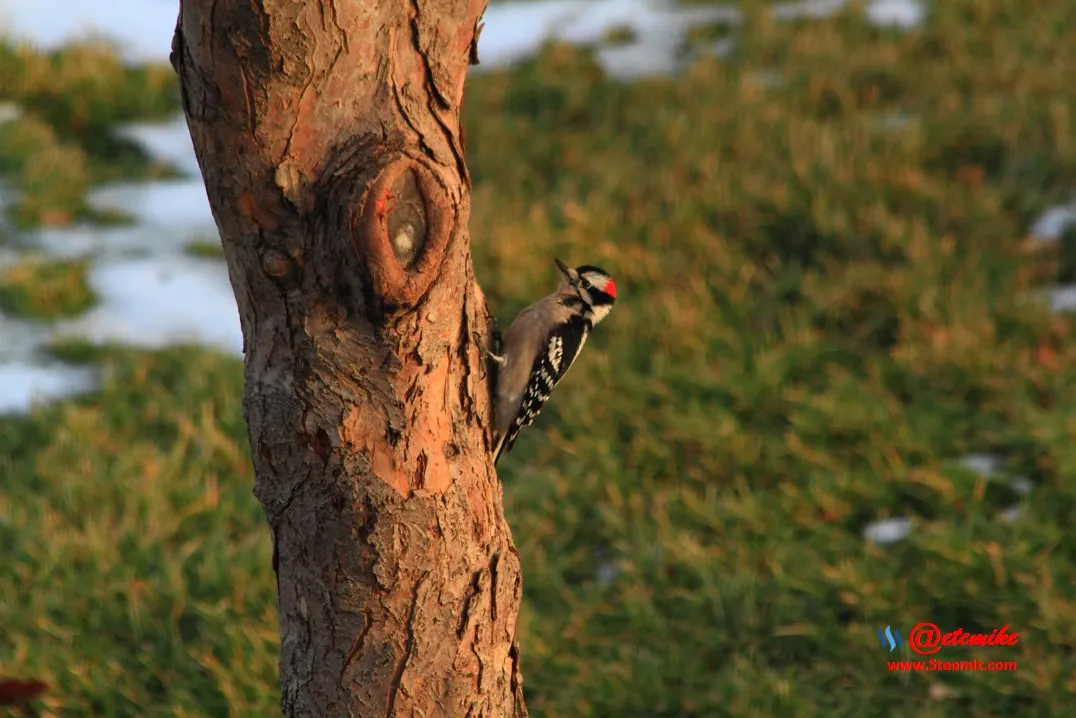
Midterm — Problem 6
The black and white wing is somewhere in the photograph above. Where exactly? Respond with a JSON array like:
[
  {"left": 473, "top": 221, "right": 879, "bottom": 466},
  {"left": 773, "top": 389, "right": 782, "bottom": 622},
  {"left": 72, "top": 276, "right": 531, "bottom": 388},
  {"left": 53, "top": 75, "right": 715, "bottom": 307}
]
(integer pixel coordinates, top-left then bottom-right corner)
[{"left": 494, "top": 315, "right": 591, "bottom": 464}]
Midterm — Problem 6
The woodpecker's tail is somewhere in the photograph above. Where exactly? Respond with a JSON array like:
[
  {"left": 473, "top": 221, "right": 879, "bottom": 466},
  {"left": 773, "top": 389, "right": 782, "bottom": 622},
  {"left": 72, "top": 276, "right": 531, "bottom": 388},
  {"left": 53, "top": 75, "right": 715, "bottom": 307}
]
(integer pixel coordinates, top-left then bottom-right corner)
[{"left": 492, "top": 432, "right": 506, "bottom": 467}]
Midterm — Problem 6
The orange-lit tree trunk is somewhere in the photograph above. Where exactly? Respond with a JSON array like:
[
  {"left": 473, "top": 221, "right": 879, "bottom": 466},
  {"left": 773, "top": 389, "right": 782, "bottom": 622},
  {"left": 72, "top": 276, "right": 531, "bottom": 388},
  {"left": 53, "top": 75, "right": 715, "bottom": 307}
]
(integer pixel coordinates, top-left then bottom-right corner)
[{"left": 171, "top": 1, "right": 525, "bottom": 715}]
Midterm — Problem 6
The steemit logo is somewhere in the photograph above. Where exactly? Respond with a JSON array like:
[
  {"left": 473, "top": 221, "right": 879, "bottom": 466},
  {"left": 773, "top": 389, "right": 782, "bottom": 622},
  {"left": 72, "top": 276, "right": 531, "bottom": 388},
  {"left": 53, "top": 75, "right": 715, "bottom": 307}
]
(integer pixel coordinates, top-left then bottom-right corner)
[{"left": 878, "top": 625, "right": 903, "bottom": 652}]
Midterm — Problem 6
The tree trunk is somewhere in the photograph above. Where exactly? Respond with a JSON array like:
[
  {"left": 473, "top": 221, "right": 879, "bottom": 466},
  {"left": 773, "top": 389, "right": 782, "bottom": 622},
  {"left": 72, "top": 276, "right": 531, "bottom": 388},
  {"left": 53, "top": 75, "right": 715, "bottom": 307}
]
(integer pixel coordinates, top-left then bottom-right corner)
[{"left": 170, "top": 1, "right": 525, "bottom": 715}]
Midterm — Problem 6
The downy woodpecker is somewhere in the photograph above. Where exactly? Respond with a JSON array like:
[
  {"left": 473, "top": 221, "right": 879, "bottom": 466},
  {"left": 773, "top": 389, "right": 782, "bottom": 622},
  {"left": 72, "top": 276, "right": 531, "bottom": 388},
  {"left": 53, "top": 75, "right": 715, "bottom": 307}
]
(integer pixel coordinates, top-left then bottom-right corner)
[{"left": 491, "top": 259, "right": 617, "bottom": 465}]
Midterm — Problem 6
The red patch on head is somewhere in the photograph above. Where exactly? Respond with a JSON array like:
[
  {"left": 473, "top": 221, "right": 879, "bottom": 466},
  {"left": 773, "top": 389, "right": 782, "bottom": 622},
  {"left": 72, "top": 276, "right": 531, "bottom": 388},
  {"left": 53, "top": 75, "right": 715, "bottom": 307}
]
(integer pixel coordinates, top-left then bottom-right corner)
[{"left": 604, "top": 279, "right": 617, "bottom": 298}]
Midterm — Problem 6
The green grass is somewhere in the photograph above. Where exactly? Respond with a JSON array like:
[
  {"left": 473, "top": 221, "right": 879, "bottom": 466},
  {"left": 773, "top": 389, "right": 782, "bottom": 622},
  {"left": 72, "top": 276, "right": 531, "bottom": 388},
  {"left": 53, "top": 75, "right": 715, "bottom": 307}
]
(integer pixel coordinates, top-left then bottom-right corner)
[
  {"left": 0, "top": 346, "right": 277, "bottom": 715},
  {"left": 603, "top": 26, "right": 639, "bottom": 47},
  {"left": 3, "top": 1, "right": 1076, "bottom": 715},
  {"left": 0, "top": 115, "right": 92, "bottom": 227},
  {"left": 684, "top": 21, "right": 736, "bottom": 49},
  {"left": 0, "top": 258, "right": 97, "bottom": 319},
  {"left": 184, "top": 238, "right": 226, "bottom": 260},
  {"left": 0, "top": 40, "right": 180, "bottom": 227}
]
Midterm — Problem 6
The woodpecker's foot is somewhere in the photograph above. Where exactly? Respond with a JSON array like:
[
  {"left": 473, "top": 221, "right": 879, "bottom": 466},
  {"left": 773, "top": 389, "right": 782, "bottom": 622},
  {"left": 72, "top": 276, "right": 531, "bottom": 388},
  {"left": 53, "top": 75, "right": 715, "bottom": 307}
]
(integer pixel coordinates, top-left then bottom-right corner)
[
  {"left": 484, "top": 326, "right": 506, "bottom": 364},
  {"left": 483, "top": 345, "right": 507, "bottom": 365}
]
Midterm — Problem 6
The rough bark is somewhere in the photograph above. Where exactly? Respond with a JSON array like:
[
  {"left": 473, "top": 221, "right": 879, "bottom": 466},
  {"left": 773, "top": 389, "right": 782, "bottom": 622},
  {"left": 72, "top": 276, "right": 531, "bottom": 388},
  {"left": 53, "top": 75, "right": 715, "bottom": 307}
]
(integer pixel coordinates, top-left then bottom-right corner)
[{"left": 171, "top": 1, "right": 525, "bottom": 715}]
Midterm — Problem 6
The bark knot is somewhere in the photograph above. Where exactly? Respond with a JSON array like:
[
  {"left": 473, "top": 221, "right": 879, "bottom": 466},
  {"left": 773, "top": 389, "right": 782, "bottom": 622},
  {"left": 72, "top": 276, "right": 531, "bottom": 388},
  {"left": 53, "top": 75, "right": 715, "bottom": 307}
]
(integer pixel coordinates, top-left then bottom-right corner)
[{"left": 354, "top": 157, "right": 452, "bottom": 312}]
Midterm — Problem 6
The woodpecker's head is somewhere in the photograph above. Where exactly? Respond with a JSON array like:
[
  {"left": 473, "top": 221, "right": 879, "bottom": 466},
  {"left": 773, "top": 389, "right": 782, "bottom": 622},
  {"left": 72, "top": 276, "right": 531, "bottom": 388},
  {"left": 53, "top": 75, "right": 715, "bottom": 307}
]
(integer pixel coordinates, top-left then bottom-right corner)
[{"left": 555, "top": 258, "right": 617, "bottom": 324}]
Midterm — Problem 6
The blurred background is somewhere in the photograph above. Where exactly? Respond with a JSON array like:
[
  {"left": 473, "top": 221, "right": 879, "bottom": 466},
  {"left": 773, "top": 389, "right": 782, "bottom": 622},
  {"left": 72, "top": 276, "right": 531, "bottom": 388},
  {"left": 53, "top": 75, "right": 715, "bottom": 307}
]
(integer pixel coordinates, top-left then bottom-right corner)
[{"left": 2, "top": 0, "right": 1075, "bottom": 715}]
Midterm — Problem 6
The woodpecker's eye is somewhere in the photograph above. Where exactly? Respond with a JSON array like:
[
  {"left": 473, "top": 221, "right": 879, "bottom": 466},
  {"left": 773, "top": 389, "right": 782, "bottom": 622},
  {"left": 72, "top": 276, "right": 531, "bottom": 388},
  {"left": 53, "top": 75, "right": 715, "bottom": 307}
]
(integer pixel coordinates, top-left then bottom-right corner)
[{"left": 580, "top": 278, "right": 592, "bottom": 289}]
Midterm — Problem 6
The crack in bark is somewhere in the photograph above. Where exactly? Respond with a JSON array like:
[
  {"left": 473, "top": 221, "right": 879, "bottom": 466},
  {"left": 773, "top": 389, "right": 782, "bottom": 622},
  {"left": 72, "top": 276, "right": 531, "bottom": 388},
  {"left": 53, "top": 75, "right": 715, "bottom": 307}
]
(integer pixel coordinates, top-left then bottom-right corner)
[
  {"left": 341, "top": 609, "right": 372, "bottom": 682},
  {"left": 268, "top": 462, "right": 317, "bottom": 525},
  {"left": 279, "top": 19, "right": 346, "bottom": 202},
  {"left": 488, "top": 551, "right": 499, "bottom": 622},
  {"left": 456, "top": 568, "right": 483, "bottom": 639},
  {"left": 281, "top": 66, "right": 319, "bottom": 188},
  {"left": 456, "top": 282, "right": 477, "bottom": 423},
  {"left": 412, "top": 0, "right": 469, "bottom": 182},
  {"left": 509, "top": 640, "right": 528, "bottom": 717},
  {"left": 208, "top": 0, "right": 221, "bottom": 93},
  {"left": 324, "top": 0, "right": 349, "bottom": 53},
  {"left": 357, "top": 493, "right": 378, "bottom": 546},
  {"left": 399, "top": 0, "right": 469, "bottom": 184},
  {"left": 384, "top": 572, "right": 426, "bottom": 717},
  {"left": 272, "top": 530, "right": 281, "bottom": 594},
  {"left": 407, "top": 0, "right": 452, "bottom": 110},
  {"left": 430, "top": 106, "right": 470, "bottom": 189},
  {"left": 415, "top": 451, "right": 429, "bottom": 490},
  {"left": 471, "top": 622, "right": 484, "bottom": 696},
  {"left": 390, "top": 76, "right": 435, "bottom": 164},
  {"left": 239, "top": 62, "right": 257, "bottom": 138}
]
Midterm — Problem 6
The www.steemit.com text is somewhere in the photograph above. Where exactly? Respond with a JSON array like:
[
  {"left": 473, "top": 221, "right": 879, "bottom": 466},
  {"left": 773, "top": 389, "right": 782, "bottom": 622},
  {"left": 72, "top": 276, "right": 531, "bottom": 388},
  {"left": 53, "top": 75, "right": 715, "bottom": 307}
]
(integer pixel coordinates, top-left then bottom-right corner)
[{"left": 887, "top": 659, "right": 1017, "bottom": 672}]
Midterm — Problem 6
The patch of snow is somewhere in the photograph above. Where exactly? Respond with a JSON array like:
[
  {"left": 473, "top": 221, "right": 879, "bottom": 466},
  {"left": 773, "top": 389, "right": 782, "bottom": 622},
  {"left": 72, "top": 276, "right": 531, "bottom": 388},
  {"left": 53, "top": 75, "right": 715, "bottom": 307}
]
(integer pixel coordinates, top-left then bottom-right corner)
[
  {"left": 0, "top": 312, "right": 54, "bottom": 362},
  {"left": 772, "top": 0, "right": 848, "bottom": 21},
  {"left": 1009, "top": 476, "right": 1033, "bottom": 497},
  {"left": 1048, "top": 284, "right": 1076, "bottom": 313},
  {"left": 1030, "top": 202, "right": 1076, "bottom": 243},
  {"left": 26, "top": 224, "right": 204, "bottom": 260},
  {"left": 54, "top": 256, "right": 241, "bottom": 356},
  {"left": 594, "top": 560, "right": 620, "bottom": 586},
  {"left": 998, "top": 505, "right": 1024, "bottom": 523},
  {"left": 20, "top": 121, "right": 215, "bottom": 260},
  {"left": 958, "top": 453, "right": 1004, "bottom": 478},
  {"left": 872, "top": 112, "right": 916, "bottom": 132},
  {"left": 865, "top": 0, "right": 926, "bottom": 29},
  {"left": 116, "top": 116, "right": 202, "bottom": 177},
  {"left": 1, "top": 113, "right": 227, "bottom": 413},
  {"left": 87, "top": 179, "right": 214, "bottom": 231},
  {"left": 481, "top": 0, "right": 923, "bottom": 77},
  {"left": 0, "top": 102, "right": 21, "bottom": 125},
  {"left": 0, "top": 361, "right": 97, "bottom": 413},
  {"left": 0, "top": 246, "right": 24, "bottom": 269},
  {"left": 774, "top": 0, "right": 924, "bottom": 27},
  {"left": 863, "top": 517, "right": 912, "bottom": 544},
  {"left": 957, "top": 453, "right": 1035, "bottom": 499},
  {"left": 22, "top": 174, "right": 216, "bottom": 260},
  {"left": 478, "top": 0, "right": 741, "bottom": 78}
]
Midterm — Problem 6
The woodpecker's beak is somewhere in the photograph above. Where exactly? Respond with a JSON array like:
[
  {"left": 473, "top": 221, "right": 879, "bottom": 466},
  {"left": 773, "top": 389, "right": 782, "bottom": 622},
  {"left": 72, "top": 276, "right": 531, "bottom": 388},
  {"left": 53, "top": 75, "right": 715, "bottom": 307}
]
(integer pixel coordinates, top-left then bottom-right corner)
[{"left": 555, "top": 258, "right": 573, "bottom": 280}]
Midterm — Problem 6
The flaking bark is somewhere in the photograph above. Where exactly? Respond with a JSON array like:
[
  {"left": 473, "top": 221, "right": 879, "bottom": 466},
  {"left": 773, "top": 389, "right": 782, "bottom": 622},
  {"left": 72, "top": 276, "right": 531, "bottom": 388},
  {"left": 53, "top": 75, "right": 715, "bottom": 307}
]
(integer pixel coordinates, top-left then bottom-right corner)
[{"left": 170, "top": 1, "right": 525, "bottom": 715}]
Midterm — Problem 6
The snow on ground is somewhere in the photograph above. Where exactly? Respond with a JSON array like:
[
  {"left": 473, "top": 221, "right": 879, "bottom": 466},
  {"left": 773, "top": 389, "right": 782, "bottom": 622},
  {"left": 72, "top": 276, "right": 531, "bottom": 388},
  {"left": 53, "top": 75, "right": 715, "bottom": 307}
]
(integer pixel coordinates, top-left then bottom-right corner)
[
  {"left": 0, "top": 0, "right": 926, "bottom": 77},
  {"left": 0, "top": 110, "right": 238, "bottom": 412},
  {"left": 54, "top": 256, "right": 241, "bottom": 355}
]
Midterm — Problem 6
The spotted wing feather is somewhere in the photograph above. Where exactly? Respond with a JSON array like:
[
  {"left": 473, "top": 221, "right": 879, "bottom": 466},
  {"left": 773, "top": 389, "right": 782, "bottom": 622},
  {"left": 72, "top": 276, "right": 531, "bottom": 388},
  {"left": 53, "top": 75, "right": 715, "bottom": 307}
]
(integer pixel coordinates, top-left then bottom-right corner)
[{"left": 496, "top": 315, "right": 590, "bottom": 462}]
